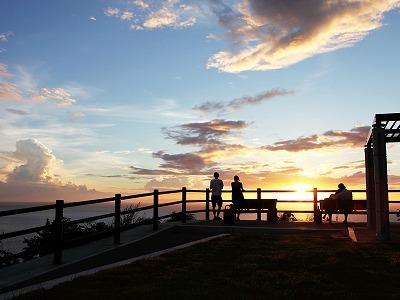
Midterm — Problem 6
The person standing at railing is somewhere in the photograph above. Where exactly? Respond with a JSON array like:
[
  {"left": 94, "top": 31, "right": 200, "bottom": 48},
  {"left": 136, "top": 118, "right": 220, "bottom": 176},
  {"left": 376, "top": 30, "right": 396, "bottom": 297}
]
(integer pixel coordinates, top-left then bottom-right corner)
[
  {"left": 210, "top": 172, "right": 224, "bottom": 220},
  {"left": 231, "top": 175, "right": 245, "bottom": 221}
]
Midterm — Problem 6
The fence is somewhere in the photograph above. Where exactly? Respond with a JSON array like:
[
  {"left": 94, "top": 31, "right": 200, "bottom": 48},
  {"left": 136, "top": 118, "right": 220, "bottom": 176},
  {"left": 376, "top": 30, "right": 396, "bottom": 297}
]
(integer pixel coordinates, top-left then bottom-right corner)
[{"left": 1, "top": 188, "right": 400, "bottom": 264}]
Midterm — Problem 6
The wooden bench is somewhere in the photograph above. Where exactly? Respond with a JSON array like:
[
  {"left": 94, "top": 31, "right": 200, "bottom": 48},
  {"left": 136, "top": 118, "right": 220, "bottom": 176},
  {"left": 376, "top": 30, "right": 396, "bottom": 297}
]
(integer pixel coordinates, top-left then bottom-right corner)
[
  {"left": 321, "top": 199, "right": 367, "bottom": 214},
  {"left": 239, "top": 199, "right": 278, "bottom": 222}
]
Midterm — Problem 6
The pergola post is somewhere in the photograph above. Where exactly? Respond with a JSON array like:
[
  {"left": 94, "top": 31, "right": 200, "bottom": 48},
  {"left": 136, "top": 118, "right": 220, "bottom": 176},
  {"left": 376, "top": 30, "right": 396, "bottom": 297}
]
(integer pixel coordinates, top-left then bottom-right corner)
[
  {"left": 372, "top": 126, "right": 390, "bottom": 241},
  {"left": 364, "top": 146, "right": 375, "bottom": 229}
]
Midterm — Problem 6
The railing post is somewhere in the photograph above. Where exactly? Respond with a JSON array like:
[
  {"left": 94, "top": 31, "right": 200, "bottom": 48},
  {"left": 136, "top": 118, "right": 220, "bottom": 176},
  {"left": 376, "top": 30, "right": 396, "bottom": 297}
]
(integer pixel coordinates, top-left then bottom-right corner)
[
  {"left": 313, "top": 188, "right": 319, "bottom": 223},
  {"left": 182, "top": 187, "right": 187, "bottom": 223},
  {"left": 53, "top": 199, "right": 64, "bottom": 265},
  {"left": 257, "top": 188, "right": 261, "bottom": 221},
  {"left": 114, "top": 194, "right": 121, "bottom": 244},
  {"left": 153, "top": 189, "right": 159, "bottom": 231},
  {"left": 205, "top": 188, "right": 210, "bottom": 221}
]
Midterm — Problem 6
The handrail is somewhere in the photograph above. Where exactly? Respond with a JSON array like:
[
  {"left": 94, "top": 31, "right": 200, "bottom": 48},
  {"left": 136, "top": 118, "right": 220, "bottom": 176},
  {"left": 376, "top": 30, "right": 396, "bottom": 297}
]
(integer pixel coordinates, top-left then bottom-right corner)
[
  {"left": 0, "top": 204, "right": 56, "bottom": 217},
  {"left": 64, "top": 197, "right": 116, "bottom": 208},
  {"left": 1, "top": 187, "right": 400, "bottom": 266},
  {"left": 121, "top": 192, "right": 154, "bottom": 200}
]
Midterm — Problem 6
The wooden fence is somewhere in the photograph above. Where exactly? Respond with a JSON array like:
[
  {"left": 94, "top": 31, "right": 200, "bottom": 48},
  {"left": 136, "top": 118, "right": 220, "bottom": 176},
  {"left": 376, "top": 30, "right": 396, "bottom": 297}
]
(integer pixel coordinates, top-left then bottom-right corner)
[{"left": 1, "top": 188, "right": 400, "bottom": 264}]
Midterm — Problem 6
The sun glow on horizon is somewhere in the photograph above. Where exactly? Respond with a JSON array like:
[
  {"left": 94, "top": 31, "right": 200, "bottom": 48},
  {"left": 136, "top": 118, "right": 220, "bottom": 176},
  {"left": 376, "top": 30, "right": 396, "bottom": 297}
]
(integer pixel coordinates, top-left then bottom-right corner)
[{"left": 293, "top": 184, "right": 312, "bottom": 194}]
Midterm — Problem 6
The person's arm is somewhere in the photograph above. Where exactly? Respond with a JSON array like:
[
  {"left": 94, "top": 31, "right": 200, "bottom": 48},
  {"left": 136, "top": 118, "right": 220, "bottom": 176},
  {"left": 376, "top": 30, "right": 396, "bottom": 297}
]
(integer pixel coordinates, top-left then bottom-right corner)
[{"left": 240, "top": 182, "right": 244, "bottom": 192}]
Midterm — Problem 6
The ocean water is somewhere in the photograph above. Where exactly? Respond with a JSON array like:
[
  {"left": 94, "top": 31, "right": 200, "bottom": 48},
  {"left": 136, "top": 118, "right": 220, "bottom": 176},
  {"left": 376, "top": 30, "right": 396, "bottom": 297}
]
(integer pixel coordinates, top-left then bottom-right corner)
[{"left": 0, "top": 200, "right": 191, "bottom": 253}]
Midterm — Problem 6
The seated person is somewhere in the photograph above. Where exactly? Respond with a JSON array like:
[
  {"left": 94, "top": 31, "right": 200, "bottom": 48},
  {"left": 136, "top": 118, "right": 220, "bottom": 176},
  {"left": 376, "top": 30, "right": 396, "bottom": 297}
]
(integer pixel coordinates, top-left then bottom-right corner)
[{"left": 322, "top": 183, "right": 352, "bottom": 224}]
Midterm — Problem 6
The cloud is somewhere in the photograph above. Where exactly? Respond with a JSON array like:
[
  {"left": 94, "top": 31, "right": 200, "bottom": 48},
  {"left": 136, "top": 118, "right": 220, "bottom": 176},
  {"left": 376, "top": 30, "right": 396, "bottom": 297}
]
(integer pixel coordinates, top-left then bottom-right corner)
[
  {"left": 5, "top": 108, "right": 29, "bottom": 115},
  {"left": 163, "top": 119, "right": 249, "bottom": 146},
  {"left": 89, "top": 16, "right": 97, "bottom": 21},
  {"left": 104, "top": 7, "right": 134, "bottom": 21},
  {"left": 133, "top": 0, "right": 149, "bottom": 9},
  {"left": 153, "top": 151, "right": 208, "bottom": 173},
  {"left": 0, "top": 63, "right": 12, "bottom": 77},
  {"left": 130, "top": 166, "right": 180, "bottom": 175},
  {"left": 68, "top": 111, "right": 85, "bottom": 120},
  {"left": 142, "top": 0, "right": 196, "bottom": 29},
  {"left": 5, "top": 139, "right": 57, "bottom": 183},
  {"left": 207, "top": 0, "right": 400, "bottom": 73},
  {"left": 0, "top": 139, "right": 106, "bottom": 202},
  {"left": 193, "top": 88, "right": 293, "bottom": 114},
  {"left": 263, "top": 126, "right": 370, "bottom": 152},
  {"left": 104, "top": 7, "right": 120, "bottom": 17},
  {"left": 144, "top": 177, "right": 192, "bottom": 190},
  {"left": 0, "top": 181, "right": 107, "bottom": 202},
  {"left": 0, "top": 32, "right": 12, "bottom": 42},
  {"left": 0, "top": 82, "right": 21, "bottom": 101},
  {"left": 104, "top": 0, "right": 198, "bottom": 30},
  {"left": 32, "top": 87, "right": 76, "bottom": 106},
  {"left": 121, "top": 11, "right": 134, "bottom": 20},
  {"left": 133, "top": 119, "right": 250, "bottom": 176}
]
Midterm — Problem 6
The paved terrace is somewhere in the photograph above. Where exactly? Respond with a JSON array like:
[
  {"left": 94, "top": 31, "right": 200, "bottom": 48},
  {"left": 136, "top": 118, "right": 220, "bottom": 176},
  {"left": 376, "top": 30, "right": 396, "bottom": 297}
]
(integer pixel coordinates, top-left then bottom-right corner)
[{"left": 3, "top": 220, "right": 398, "bottom": 298}]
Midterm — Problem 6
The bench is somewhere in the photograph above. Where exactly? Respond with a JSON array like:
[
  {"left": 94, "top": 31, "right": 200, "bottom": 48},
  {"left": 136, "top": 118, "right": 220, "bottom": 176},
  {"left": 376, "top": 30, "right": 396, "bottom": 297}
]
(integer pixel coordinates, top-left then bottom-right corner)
[
  {"left": 321, "top": 199, "right": 367, "bottom": 223},
  {"left": 239, "top": 199, "right": 278, "bottom": 222}
]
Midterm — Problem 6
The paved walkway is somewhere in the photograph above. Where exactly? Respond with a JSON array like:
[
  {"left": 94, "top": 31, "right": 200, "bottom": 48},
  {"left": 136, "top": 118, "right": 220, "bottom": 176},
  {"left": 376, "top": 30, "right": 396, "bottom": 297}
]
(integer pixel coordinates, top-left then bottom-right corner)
[
  {"left": 0, "top": 220, "right": 355, "bottom": 296},
  {"left": 0, "top": 222, "right": 178, "bottom": 293}
]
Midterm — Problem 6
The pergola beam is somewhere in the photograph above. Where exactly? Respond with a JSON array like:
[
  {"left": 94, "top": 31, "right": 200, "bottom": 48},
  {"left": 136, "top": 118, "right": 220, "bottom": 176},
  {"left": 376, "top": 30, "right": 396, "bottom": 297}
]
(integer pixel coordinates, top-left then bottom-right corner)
[{"left": 372, "top": 127, "right": 390, "bottom": 241}]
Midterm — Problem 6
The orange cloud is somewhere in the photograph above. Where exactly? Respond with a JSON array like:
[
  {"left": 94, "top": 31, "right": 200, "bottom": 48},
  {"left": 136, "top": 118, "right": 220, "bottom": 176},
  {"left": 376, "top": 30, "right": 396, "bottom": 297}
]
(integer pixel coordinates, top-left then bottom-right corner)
[
  {"left": 263, "top": 126, "right": 370, "bottom": 152},
  {"left": 208, "top": 0, "right": 400, "bottom": 72}
]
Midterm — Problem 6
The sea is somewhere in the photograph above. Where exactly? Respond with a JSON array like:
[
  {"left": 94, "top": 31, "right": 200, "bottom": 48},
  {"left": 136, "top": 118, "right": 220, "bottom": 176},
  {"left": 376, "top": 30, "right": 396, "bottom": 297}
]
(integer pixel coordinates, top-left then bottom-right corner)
[
  {"left": 1, "top": 200, "right": 399, "bottom": 254},
  {"left": 0, "top": 200, "right": 199, "bottom": 253}
]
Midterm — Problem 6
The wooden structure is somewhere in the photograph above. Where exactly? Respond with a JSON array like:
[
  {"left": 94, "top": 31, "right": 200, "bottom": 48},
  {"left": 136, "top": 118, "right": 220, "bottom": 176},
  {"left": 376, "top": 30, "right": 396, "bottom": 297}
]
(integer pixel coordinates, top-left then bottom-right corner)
[
  {"left": 365, "top": 113, "right": 400, "bottom": 240},
  {"left": 1, "top": 188, "right": 400, "bottom": 265}
]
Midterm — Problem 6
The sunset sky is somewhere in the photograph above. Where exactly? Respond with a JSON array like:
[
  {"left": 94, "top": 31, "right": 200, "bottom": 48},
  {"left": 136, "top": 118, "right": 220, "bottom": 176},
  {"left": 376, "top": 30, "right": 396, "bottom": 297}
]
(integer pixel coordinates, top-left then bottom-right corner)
[{"left": 0, "top": 0, "right": 400, "bottom": 202}]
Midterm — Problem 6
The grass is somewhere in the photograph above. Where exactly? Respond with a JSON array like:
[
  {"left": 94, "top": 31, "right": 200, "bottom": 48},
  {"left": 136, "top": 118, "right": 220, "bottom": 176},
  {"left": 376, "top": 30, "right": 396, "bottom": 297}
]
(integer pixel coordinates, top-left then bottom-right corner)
[{"left": 16, "top": 234, "right": 400, "bottom": 299}]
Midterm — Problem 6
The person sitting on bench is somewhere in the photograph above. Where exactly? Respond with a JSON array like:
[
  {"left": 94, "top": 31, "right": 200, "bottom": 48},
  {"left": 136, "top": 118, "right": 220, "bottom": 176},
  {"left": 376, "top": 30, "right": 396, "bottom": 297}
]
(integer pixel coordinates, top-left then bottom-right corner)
[{"left": 323, "top": 183, "right": 352, "bottom": 224}]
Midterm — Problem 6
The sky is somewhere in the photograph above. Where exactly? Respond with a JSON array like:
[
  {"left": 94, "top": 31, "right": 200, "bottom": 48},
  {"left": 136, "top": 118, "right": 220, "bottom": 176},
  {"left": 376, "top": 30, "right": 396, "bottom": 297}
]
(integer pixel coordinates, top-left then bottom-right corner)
[{"left": 0, "top": 0, "right": 400, "bottom": 202}]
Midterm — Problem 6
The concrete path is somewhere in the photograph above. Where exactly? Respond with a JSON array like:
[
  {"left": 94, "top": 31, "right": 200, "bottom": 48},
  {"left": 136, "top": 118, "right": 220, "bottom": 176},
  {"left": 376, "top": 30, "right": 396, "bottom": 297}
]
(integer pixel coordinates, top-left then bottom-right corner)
[{"left": 0, "top": 222, "right": 178, "bottom": 293}]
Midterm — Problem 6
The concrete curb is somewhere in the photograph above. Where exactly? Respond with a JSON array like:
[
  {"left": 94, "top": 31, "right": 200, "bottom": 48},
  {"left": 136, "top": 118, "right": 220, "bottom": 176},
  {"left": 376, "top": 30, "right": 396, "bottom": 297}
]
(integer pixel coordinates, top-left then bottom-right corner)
[{"left": 0, "top": 233, "right": 229, "bottom": 300}]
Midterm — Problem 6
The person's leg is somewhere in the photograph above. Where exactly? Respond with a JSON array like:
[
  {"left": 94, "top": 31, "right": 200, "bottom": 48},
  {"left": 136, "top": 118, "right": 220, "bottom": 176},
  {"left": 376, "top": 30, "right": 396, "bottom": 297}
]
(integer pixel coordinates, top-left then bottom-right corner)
[
  {"left": 216, "top": 196, "right": 222, "bottom": 218},
  {"left": 343, "top": 213, "right": 348, "bottom": 224},
  {"left": 217, "top": 205, "right": 221, "bottom": 217},
  {"left": 328, "top": 213, "right": 332, "bottom": 223},
  {"left": 211, "top": 196, "right": 217, "bottom": 219}
]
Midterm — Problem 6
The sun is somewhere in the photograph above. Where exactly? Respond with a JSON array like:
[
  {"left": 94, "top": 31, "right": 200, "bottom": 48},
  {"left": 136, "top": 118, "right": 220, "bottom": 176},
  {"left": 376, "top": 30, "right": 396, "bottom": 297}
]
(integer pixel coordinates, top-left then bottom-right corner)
[{"left": 294, "top": 184, "right": 312, "bottom": 193}]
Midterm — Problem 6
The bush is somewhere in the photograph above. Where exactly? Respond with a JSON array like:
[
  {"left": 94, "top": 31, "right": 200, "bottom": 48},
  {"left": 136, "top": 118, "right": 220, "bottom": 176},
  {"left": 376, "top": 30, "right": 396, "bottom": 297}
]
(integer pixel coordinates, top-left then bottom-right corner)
[
  {"left": 1, "top": 202, "right": 149, "bottom": 268},
  {"left": 167, "top": 211, "right": 195, "bottom": 222}
]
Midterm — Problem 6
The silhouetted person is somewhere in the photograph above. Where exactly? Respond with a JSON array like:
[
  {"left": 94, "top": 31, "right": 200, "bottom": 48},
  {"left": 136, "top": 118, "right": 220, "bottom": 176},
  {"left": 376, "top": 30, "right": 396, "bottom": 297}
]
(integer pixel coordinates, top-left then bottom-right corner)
[
  {"left": 210, "top": 172, "right": 223, "bottom": 220},
  {"left": 231, "top": 175, "right": 245, "bottom": 220},
  {"left": 323, "top": 183, "right": 352, "bottom": 224},
  {"left": 335, "top": 183, "right": 353, "bottom": 224}
]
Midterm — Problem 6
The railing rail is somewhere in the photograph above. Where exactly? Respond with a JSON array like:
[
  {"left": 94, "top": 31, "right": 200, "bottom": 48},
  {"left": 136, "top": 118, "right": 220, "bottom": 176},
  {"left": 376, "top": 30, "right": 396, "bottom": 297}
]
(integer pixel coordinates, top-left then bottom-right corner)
[{"left": 1, "top": 187, "right": 400, "bottom": 265}]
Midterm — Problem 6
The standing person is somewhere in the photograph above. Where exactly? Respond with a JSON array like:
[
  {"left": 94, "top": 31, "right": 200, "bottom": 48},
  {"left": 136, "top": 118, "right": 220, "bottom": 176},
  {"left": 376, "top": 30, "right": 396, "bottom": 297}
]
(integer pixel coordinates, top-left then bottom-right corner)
[
  {"left": 210, "top": 172, "right": 223, "bottom": 220},
  {"left": 231, "top": 175, "right": 245, "bottom": 221}
]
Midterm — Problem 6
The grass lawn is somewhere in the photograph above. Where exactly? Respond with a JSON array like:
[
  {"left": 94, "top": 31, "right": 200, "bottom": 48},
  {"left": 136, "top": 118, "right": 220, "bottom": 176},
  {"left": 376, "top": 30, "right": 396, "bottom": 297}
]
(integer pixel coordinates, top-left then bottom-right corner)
[{"left": 17, "top": 234, "right": 400, "bottom": 299}]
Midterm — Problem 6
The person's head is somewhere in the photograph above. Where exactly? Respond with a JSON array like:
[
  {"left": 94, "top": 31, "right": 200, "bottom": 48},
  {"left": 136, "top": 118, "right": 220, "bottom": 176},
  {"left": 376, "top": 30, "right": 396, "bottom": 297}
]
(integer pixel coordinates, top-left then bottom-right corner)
[
  {"left": 214, "top": 172, "right": 219, "bottom": 179},
  {"left": 338, "top": 183, "right": 346, "bottom": 190},
  {"left": 234, "top": 175, "right": 239, "bottom": 182}
]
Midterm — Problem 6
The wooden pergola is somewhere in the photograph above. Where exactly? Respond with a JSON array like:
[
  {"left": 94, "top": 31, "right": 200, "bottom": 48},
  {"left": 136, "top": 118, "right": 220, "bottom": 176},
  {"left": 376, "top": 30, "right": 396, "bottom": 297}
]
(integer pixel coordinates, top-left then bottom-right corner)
[{"left": 365, "top": 113, "right": 400, "bottom": 240}]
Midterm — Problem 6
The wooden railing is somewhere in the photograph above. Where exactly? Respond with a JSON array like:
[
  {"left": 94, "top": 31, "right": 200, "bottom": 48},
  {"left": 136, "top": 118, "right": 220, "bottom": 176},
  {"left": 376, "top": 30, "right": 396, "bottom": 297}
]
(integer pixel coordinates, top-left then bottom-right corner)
[{"left": 1, "top": 188, "right": 400, "bottom": 264}]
